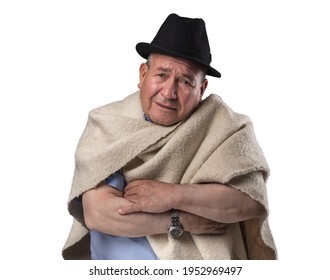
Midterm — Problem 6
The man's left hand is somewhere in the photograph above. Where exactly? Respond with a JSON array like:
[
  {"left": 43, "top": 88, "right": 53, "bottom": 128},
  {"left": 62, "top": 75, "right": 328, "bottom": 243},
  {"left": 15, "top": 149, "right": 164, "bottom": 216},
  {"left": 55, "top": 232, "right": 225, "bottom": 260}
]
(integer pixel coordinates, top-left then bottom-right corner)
[{"left": 118, "top": 180, "right": 177, "bottom": 215}]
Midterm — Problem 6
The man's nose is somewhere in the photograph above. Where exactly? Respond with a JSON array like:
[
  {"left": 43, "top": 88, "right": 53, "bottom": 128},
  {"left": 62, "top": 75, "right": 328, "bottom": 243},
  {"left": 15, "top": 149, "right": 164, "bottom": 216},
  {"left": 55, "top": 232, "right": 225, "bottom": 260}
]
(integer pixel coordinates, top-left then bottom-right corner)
[{"left": 161, "top": 80, "right": 177, "bottom": 100}]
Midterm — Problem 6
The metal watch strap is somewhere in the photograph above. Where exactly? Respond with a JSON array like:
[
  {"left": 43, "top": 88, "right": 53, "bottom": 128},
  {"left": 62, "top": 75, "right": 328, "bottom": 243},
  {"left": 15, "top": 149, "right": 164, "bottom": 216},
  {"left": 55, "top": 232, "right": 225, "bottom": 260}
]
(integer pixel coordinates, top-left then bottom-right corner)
[
  {"left": 171, "top": 211, "right": 181, "bottom": 227},
  {"left": 168, "top": 210, "right": 183, "bottom": 237}
]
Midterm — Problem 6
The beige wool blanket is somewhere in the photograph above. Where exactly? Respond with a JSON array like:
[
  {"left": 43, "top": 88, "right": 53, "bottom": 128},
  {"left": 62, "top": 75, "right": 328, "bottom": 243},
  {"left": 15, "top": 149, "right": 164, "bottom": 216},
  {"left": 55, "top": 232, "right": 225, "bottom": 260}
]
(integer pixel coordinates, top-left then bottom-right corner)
[{"left": 62, "top": 91, "right": 277, "bottom": 260}]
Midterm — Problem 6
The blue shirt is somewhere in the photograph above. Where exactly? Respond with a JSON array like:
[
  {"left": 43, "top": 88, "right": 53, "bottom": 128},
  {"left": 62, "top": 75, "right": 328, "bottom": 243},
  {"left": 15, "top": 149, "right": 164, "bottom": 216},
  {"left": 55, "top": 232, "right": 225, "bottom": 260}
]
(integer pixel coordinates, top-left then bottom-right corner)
[{"left": 90, "top": 170, "right": 158, "bottom": 260}]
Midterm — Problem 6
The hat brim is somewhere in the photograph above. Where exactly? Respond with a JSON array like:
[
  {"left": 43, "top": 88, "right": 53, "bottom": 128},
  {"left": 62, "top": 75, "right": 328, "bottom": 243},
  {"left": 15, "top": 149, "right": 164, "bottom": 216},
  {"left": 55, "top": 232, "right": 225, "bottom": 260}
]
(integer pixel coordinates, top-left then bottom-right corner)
[{"left": 136, "top": 42, "right": 221, "bottom": 78}]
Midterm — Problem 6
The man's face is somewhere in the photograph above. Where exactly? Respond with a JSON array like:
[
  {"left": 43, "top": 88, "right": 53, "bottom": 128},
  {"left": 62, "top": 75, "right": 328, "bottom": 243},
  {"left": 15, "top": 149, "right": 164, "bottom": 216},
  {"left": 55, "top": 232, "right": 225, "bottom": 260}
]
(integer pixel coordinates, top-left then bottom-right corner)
[{"left": 138, "top": 54, "right": 208, "bottom": 126}]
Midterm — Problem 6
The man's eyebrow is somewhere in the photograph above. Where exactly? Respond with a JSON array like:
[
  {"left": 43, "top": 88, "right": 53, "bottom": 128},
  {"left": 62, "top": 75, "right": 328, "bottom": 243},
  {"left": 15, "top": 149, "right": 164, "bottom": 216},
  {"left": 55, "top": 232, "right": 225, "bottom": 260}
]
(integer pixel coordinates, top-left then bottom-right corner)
[
  {"left": 155, "top": 66, "right": 195, "bottom": 81},
  {"left": 182, "top": 73, "right": 195, "bottom": 82},
  {"left": 155, "top": 66, "right": 171, "bottom": 72}
]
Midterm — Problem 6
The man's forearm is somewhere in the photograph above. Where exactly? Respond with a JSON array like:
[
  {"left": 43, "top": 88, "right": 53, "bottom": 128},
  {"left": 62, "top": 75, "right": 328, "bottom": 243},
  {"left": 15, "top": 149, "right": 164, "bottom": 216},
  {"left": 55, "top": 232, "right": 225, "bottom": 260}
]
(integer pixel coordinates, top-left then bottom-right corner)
[{"left": 174, "top": 183, "right": 265, "bottom": 223}]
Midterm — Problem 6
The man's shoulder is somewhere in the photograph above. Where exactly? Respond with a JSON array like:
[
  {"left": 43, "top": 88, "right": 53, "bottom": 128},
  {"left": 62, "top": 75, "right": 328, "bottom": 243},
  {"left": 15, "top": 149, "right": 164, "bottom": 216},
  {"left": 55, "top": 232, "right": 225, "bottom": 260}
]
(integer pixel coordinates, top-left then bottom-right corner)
[
  {"left": 203, "top": 94, "right": 251, "bottom": 125},
  {"left": 89, "top": 91, "right": 143, "bottom": 119}
]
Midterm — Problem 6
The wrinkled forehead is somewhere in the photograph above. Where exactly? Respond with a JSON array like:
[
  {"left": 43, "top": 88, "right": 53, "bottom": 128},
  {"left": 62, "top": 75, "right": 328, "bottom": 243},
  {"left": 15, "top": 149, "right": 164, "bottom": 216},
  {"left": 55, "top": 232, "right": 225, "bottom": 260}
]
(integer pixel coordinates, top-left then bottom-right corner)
[{"left": 149, "top": 53, "right": 205, "bottom": 75}]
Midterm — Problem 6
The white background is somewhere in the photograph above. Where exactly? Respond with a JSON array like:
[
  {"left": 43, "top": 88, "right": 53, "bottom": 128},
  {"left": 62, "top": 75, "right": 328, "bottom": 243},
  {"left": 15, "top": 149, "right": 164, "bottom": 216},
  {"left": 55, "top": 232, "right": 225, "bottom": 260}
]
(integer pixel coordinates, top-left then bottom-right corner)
[{"left": 1, "top": 0, "right": 329, "bottom": 279}]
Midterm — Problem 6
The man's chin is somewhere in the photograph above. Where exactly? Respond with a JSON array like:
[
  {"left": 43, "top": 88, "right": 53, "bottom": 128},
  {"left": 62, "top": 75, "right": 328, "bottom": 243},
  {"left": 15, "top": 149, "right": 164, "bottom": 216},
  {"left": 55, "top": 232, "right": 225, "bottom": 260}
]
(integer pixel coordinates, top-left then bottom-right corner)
[{"left": 149, "top": 115, "right": 180, "bottom": 126}]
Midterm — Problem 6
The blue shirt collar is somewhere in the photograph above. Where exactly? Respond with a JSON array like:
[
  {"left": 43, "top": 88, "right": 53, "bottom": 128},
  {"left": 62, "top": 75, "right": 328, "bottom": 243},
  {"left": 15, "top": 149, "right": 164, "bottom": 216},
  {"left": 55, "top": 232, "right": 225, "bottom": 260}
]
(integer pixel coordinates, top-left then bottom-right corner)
[{"left": 144, "top": 114, "right": 153, "bottom": 123}]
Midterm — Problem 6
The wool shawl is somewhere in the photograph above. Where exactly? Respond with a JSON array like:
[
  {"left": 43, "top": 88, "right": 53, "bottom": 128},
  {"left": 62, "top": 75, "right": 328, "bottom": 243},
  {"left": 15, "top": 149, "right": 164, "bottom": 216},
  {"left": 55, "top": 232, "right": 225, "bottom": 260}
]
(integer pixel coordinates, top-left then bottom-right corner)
[{"left": 62, "top": 91, "right": 277, "bottom": 260}]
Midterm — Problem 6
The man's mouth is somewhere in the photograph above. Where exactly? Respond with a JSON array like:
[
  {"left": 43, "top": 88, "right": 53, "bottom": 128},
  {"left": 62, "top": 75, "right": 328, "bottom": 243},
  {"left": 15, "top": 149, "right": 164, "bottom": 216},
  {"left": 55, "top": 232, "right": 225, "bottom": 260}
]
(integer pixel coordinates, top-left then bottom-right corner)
[{"left": 155, "top": 101, "right": 176, "bottom": 111}]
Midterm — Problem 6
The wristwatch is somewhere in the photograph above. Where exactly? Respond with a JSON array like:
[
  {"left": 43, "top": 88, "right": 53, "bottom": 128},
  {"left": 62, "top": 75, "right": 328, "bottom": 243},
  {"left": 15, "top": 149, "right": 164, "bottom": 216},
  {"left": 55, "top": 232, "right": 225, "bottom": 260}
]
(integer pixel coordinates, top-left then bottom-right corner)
[{"left": 168, "top": 211, "right": 184, "bottom": 237}]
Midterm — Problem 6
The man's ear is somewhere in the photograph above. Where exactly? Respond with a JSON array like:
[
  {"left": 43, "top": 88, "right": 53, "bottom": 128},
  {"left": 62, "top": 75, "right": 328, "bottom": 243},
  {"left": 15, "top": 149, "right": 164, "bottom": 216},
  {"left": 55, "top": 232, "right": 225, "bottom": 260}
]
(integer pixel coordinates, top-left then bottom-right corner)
[
  {"left": 138, "top": 63, "right": 148, "bottom": 89},
  {"left": 199, "top": 79, "right": 208, "bottom": 99}
]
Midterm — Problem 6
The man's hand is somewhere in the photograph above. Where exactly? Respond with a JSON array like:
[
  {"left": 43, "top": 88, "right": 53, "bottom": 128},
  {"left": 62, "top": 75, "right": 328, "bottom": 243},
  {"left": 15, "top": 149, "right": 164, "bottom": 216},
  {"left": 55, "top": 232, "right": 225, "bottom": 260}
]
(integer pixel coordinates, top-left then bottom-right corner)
[
  {"left": 82, "top": 184, "right": 170, "bottom": 237},
  {"left": 119, "top": 180, "right": 178, "bottom": 215},
  {"left": 180, "top": 211, "right": 229, "bottom": 235}
]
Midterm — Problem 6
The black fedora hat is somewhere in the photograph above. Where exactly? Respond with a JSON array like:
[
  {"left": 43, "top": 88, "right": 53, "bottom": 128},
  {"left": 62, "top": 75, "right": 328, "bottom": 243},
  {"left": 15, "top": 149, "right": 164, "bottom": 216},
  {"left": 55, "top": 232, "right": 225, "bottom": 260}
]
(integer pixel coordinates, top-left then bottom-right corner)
[{"left": 136, "top": 13, "right": 221, "bottom": 78}]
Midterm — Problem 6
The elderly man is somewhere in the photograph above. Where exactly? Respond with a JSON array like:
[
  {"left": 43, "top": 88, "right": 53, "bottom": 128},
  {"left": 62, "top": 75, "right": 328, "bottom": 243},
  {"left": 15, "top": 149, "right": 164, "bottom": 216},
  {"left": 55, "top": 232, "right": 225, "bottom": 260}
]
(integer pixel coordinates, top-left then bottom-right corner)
[{"left": 62, "top": 13, "right": 276, "bottom": 260}]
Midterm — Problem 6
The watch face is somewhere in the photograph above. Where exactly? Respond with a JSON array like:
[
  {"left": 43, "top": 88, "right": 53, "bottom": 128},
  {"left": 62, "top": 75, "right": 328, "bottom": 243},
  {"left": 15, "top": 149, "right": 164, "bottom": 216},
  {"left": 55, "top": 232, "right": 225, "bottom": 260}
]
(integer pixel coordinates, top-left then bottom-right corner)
[{"left": 169, "top": 226, "right": 183, "bottom": 237}]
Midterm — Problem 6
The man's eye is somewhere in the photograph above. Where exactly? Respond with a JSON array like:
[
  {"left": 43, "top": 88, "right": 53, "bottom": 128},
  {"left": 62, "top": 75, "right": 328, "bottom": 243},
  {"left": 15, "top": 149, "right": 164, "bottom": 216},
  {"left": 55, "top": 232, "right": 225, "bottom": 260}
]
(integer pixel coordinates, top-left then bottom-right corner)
[
  {"left": 156, "top": 73, "right": 167, "bottom": 78},
  {"left": 180, "top": 79, "right": 193, "bottom": 87}
]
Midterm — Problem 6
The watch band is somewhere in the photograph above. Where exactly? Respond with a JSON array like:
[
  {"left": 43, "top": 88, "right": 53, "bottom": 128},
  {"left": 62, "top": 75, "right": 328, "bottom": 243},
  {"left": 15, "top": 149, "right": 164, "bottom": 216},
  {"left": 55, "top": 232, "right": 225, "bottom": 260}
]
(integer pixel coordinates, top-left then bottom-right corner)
[
  {"left": 170, "top": 211, "right": 181, "bottom": 226},
  {"left": 168, "top": 210, "right": 184, "bottom": 237}
]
